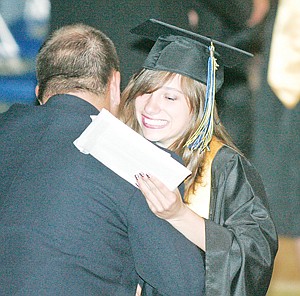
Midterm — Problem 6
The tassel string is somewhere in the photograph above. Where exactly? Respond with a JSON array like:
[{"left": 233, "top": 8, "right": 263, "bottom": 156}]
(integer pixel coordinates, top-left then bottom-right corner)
[{"left": 185, "top": 43, "right": 218, "bottom": 152}]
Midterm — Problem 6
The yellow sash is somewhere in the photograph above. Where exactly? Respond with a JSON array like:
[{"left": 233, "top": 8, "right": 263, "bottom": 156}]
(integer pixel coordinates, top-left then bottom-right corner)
[{"left": 187, "top": 137, "right": 223, "bottom": 218}]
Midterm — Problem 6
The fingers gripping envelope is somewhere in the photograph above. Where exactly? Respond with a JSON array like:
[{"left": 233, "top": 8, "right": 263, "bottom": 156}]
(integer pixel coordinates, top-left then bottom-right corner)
[{"left": 73, "top": 109, "right": 191, "bottom": 190}]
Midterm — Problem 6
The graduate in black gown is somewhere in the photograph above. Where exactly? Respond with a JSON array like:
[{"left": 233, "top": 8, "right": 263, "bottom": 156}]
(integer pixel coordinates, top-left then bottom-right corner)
[{"left": 121, "top": 19, "right": 278, "bottom": 296}]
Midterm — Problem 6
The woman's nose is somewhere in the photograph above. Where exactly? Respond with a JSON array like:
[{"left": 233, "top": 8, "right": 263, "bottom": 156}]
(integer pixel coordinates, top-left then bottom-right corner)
[{"left": 144, "top": 94, "right": 161, "bottom": 114}]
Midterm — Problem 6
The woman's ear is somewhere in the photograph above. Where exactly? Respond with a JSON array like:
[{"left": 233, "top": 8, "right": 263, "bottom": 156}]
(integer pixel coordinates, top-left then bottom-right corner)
[{"left": 109, "top": 70, "right": 121, "bottom": 116}]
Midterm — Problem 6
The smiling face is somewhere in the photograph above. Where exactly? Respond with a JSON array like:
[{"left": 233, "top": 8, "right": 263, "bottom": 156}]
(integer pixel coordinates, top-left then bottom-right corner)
[{"left": 135, "top": 74, "right": 193, "bottom": 148}]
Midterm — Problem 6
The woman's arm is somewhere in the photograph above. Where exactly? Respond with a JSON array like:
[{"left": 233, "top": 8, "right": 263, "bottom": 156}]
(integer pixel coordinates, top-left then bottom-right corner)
[{"left": 135, "top": 174, "right": 206, "bottom": 251}]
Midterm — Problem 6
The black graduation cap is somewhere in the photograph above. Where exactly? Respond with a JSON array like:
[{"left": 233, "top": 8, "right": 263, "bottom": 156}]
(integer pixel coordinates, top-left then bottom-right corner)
[
  {"left": 130, "top": 19, "right": 253, "bottom": 152},
  {"left": 130, "top": 18, "right": 253, "bottom": 92}
]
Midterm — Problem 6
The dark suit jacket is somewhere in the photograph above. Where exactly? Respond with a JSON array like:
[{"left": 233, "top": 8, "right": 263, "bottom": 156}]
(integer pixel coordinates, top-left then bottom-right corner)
[{"left": 0, "top": 94, "right": 205, "bottom": 295}]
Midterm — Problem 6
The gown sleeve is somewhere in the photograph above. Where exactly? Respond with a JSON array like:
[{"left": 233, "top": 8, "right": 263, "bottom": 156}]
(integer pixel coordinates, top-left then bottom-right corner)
[
  {"left": 205, "top": 148, "right": 278, "bottom": 296},
  {"left": 127, "top": 149, "right": 205, "bottom": 296},
  {"left": 127, "top": 189, "right": 205, "bottom": 296}
]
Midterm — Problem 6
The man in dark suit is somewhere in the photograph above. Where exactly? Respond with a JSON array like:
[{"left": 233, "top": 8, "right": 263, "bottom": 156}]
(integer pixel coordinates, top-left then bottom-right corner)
[{"left": 0, "top": 24, "right": 205, "bottom": 295}]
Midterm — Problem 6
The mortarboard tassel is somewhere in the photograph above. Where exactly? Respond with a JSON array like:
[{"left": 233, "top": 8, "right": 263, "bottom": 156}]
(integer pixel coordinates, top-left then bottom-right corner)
[{"left": 185, "top": 42, "right": 218, "bottom": 152}]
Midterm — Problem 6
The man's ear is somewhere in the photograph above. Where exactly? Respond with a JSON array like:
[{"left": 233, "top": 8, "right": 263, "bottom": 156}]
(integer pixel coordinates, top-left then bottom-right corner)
[
  {"left": 109, "top": 70, "right": 121, "bottom": 117},
  {"left": 35, "top": 85, "right": 45, "bottom": 105},
  {"left": 35, "top": 85, "right": 42, "bottom": 105}
]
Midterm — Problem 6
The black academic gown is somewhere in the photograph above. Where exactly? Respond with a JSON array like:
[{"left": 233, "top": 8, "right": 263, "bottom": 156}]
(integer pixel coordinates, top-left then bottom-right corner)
[
  {"left": 0, "top": 94, "right": 205, "bottom": 295},
  {"left": 205, "top": 146, "right": 278, "bottom": 295}
]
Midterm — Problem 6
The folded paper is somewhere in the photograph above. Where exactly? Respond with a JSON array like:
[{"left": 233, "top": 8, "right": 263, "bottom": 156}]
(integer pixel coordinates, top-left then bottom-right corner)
[{"left": 74, "top": 108, "right": 191, "bottom": 190}]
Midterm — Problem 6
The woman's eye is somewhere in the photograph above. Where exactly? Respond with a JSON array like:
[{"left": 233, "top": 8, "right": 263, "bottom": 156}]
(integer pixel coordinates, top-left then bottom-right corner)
[{"left": 164, "top": 95, "right": 176, "bottom": 101}]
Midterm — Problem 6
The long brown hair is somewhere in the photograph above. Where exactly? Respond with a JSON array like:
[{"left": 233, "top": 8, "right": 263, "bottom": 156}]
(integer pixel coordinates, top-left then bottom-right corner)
[{"left": 120, "top": 69, "right": 238, "bottom": 201}]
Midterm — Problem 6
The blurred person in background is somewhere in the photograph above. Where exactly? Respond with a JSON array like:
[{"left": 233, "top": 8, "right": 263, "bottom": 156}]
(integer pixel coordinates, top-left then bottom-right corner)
[
  {"left": 252, "top": 0, "right": 300, "bottom": 275},
  {"left": 0, "top": 0, "right": 50, "bottom": 109},
  {"left": 49, "top": 0, "right": 189, "bottom": 90},
  {"left": 182, "top": 0, "right": 270, "bottom": 158}
]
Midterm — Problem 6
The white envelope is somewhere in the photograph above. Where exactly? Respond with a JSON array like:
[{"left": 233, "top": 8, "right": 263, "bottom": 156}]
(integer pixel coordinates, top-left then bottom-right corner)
[{"left": 73, "top": 108, "right": 191, "bottom": 190}]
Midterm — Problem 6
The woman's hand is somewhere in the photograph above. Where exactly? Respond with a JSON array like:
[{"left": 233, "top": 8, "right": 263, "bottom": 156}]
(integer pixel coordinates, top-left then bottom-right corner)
[
  {"left": 135, "top": 173, "right": 186, "bottom": 221},
  {"left": 135, "top": 173, "right": 206, "bottom": 251}
]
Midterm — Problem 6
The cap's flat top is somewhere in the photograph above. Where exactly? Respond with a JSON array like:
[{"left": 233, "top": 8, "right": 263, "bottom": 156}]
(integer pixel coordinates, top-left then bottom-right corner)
[{"left": 130, "top": 18, "right": 253, "bottom": 68}]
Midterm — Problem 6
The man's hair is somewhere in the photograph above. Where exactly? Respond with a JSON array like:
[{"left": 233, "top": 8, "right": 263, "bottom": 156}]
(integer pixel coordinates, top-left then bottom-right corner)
[{"left": 36, "top": 23, "right": 120, "bottom": 101}]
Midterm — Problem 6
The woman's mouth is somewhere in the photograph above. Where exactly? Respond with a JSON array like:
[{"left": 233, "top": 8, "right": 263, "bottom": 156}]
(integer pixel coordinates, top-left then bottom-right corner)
[{"left": 142, "top": 115, "right": 168, "bottom": 129}]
